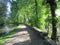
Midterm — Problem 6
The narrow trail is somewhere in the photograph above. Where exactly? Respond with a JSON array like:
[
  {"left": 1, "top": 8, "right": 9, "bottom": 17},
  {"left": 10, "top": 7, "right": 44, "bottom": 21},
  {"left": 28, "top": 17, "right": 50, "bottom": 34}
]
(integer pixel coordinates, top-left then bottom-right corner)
[{"left": 3, "top": 24, "right": 51, "bottom": 45}]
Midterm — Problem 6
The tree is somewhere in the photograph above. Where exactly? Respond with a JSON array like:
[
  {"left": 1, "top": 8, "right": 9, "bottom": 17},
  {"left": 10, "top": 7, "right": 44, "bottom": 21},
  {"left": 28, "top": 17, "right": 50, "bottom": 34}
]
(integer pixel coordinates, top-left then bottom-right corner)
[
  {"left": 34, "top": 0, "right": 38, "bottom": 27},
  {"left": 0, "top": 2, "right": 6, "bottom": 17},
  {"left": 47, "top": 0, "right": 57, "bottom": 41},
  {"left": 0, "top": 2, "right": 6, "bottom": 26},
  {"left": 10, "top": 1, "right": 19, "bottom": 23}
]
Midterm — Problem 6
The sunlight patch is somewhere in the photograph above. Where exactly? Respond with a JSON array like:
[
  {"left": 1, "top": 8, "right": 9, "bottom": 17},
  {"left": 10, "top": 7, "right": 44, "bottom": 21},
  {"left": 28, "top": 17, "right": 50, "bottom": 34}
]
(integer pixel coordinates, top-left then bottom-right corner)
[
  {"left": 18, "top": 25, "right": 27, "bottom": 28},
  {"left": 55, "top": 9, "right": 60, "bottom": 16}
]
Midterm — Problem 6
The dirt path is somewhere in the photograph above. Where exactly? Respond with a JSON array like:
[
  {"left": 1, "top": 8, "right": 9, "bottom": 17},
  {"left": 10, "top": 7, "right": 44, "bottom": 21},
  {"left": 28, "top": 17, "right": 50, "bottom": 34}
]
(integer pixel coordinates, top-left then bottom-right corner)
[{"left": 3, "top": 24, "right": 52, "bottom": 45}]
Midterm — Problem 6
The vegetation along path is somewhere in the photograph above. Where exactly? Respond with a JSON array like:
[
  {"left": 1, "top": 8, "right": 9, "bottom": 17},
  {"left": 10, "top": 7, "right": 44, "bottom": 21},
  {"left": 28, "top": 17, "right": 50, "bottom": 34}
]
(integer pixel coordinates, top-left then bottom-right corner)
[{"left": 3, "top": 24, "right": 56, "bottom": 45}]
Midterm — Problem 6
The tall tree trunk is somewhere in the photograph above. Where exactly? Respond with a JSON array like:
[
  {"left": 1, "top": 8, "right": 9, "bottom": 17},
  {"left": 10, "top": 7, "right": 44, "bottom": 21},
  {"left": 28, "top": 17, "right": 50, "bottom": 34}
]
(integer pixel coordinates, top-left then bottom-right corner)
[
  {"left": 35, "top": 0, "right": 38, "bottom": 27},
  {"left": 48, "top": 0, "right": 57, "bottom": 41}
]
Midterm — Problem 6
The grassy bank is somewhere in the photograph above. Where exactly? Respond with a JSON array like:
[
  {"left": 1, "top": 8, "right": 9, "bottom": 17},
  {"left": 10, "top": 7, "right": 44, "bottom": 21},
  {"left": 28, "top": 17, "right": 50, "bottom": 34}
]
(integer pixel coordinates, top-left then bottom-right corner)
[{"left": 0, "top": 26, "right": 20, "bottom": 45}]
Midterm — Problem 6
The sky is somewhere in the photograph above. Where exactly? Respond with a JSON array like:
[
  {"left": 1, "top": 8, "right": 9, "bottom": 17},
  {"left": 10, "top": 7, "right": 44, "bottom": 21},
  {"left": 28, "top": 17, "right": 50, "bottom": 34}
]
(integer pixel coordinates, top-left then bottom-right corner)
[{"left": 6, "top": 1, "right": 11, "bottom": 14}]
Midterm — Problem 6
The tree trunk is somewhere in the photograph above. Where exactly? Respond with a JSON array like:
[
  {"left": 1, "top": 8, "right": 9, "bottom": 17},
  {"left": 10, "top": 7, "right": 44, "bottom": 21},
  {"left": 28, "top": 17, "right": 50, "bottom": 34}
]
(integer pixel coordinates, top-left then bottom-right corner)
[
  {"left": 49, "top": 0, "right": 57, "bottom": 41},
  {"left": 35, "top": 0, "right": 38, "bottom": 27}
]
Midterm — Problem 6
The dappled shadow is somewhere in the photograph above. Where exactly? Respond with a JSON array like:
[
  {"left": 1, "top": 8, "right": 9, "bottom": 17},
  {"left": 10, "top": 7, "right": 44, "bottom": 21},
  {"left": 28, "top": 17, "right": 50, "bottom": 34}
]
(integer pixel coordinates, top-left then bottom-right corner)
[
  {"left": 13, "top": 25, "right": 50, "bottom": 45},
  {"left": 3, "top": 24, "right": 54, "bottom": 45},
  {"left": 13, "top": 40, "right": 31, "bottom": 45},
  {"left": 13, "top": 40, "right": 51, "bottom": 45}
]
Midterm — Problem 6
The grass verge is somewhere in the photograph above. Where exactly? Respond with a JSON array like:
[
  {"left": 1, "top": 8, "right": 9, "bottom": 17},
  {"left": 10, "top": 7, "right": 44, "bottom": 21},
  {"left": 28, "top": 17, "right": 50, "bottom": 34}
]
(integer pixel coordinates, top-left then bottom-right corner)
[{"left": 0, "top": 26, "right": 20, "bottom": 45}]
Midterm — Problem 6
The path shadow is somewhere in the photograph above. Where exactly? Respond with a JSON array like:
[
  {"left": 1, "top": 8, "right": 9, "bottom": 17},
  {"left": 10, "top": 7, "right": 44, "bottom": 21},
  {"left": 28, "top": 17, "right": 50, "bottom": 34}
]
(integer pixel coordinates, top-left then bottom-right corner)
[
  {"left": 1, "top": 24, "right": 57, "bottom": 45},
  {"left": 12, "top": 25, "right": 51, "bottom": 45}
]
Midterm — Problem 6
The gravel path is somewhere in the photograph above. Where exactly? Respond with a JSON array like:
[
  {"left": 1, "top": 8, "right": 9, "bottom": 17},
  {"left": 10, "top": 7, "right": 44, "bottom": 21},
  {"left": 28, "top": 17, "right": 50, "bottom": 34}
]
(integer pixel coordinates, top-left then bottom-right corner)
[{"left": 3, "top": 25, "right": 52, "bottom": 45}]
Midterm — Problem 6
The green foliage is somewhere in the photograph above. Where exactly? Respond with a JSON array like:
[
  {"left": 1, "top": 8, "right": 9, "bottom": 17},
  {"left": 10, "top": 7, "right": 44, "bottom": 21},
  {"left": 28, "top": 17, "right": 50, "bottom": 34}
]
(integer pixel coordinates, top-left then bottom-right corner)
[
  {"left": 0, "top": 2, "right": 6, "bottom": 17},
  {"left": 0, "top": 26, "right": 19, "bottom": 44},
  {"left": 0, "top": 0, "right": 60, "bottom": 42},
  {"left": 10, "top": 0, "right": 51, "bottom": 29},
  {"left": 0, "top": 2, "right": 6, "bottom": 26}
]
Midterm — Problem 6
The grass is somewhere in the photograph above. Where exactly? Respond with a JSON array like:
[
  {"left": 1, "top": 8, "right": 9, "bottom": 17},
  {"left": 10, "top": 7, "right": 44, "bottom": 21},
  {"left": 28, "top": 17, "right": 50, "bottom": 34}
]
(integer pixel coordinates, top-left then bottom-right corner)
[{"left": 0, "top": 26, "right": 20, "bottom": 45}]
